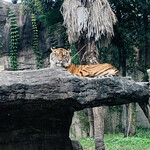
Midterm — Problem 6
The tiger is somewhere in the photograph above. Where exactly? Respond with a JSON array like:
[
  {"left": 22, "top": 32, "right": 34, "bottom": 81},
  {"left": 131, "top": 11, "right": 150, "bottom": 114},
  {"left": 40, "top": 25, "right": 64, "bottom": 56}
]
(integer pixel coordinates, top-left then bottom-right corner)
[{"left": 50, "top": 48, "right": 119, "bottom": 78}]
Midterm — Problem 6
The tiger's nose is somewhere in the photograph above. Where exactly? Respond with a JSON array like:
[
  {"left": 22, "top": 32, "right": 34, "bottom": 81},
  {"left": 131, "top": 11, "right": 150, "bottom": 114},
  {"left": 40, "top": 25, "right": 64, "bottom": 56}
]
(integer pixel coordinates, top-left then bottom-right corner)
[{"left": 58, "top": 60, "right": 62, "bottom": 63}]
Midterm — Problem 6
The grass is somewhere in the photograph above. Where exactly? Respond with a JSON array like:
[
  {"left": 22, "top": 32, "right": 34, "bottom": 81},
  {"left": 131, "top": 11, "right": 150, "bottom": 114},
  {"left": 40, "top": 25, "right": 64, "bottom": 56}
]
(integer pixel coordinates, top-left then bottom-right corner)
[
  {"left": 76, "top": 137, "right": 95, "bottom": 150},
  {"left": 73, "top": 127, "right": 150, "bottom": 150}
]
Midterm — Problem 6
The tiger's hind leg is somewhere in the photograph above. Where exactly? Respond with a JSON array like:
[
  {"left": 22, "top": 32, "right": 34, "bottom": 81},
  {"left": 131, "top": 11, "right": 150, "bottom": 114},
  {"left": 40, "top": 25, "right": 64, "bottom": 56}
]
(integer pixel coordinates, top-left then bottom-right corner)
[{"left": 96, "top": 69, "right": 118, "bottom": 78}]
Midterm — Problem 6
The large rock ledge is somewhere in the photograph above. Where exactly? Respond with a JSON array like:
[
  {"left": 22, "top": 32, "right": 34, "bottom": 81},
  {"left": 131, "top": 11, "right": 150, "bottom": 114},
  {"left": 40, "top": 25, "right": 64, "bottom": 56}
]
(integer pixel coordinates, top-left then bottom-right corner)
[
  {"left": 0, "top": 68, "right": 149, "bottom": 108},
  {"left": 0, "top": 68, "right": 149, "bottom": 150}
]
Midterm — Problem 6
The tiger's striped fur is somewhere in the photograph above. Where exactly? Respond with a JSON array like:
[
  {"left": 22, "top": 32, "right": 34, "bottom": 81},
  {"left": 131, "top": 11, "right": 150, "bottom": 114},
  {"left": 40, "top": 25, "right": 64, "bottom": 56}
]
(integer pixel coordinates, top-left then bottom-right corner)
[{"left": 50, "top": 48, "right": 119, "bottom": 77}]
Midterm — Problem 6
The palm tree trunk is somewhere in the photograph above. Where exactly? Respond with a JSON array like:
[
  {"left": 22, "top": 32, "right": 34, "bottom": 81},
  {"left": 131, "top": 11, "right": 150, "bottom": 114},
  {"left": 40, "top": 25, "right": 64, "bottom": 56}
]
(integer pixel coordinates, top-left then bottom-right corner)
[
  {"left": 93, "top": 107, "right": 105, "bottom": 150},
  {"left": 86, "top": 40, "right": 99, "bottom": 65},
  {"left": 77, "top": 38, "right": 105, "bottom": 150},
  {"left": 86, "top": 40, "right": 105, "bottom": 150},
  {"left": 61, "top": 0, "right": 117, "bottom": 147}
]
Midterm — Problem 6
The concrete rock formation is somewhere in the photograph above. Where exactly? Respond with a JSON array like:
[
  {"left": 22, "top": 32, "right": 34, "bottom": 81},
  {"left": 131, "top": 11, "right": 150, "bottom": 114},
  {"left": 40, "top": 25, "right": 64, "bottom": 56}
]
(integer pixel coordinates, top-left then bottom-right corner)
[
  {"left": 0, "top": 1, "right": 50, "bottom": 70},
  {"left": 0, "top": 68, "right": 149, "bottom": 105},
  {"left": 0, "top": 68, "right": 149, "bottom": 150}
]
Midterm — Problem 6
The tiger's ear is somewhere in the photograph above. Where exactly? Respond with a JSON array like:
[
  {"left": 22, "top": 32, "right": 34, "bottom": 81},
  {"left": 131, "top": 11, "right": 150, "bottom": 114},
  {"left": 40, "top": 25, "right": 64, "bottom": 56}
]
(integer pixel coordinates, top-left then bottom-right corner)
[
  {"left": 51, "top": 48, "right": 54, "bottom": 51},
  {"left": 68, "top": 49, "right": 71, "bottom": 53},
  {"left": 50, "top": 47, "right": 56, "bottom": 53}
]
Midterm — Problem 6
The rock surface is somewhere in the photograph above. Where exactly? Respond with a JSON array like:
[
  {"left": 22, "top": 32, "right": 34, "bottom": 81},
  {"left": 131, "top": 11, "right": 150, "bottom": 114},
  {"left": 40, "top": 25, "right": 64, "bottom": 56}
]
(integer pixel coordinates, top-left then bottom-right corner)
[
  {"left": 148, "top": 69, "right": 150, "bottom": 82},
  {"left": 0, "top": 68, "right": 149, "bottom": 150},
  {"left": 0, "top": 1, "right": 149, "bottom": 134},
  {"left": 72, "top": 140, "right": 83, "bottom": 150},
  {"left": 0, "top": 68, "right": 149, "bottom": 108},
  {"left": 0, "top": 2, "right": 50, "bottom": 70}
]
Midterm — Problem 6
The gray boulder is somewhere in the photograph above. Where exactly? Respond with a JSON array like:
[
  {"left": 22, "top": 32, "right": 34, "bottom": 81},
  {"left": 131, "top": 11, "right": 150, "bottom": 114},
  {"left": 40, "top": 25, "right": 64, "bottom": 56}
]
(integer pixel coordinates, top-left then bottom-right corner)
[{"left": 0, "top": 68, "right": 149, "bottom": 150}]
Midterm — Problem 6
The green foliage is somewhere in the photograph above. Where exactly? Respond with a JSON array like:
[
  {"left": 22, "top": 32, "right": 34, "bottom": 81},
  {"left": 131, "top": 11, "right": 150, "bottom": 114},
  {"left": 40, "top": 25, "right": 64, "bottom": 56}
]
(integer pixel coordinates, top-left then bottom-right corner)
[
  {"left": 76, "top": 127, "right": 150, "bottom": 150},
  {"left": 64, "top": 33, "right": 70, "bottom": 49},
  {"left": 98, "top": 0, "right": 150, "bottom": 79},
  {"left": 22, "top": 0, "right": 43, "bottom": 15},
  {"left": 105, "top": 127, "right": 150, "bottom": 150},
  {"left": 37, "top": 0, "right": 63, "bottom": 26},
  {"left": 48, "top": 23, "right": 66, "bottom": 48},
  {"left": 22, "top": 0, "right": 64, "bottom": 46},
  {"left": 31, "top": 14, "right": 42, "bottom": 69},
  {"left": 104, "top": 106, "right": 124, "bottom": 134},
  {"left": 34, "top": 0, "right": 43, "bottom": 13},
  {"left": 105, "top": 133, "right": 150, "bottom": 150},
  {"left": 98, "top": 44, "right": 120, "bottom": 69},
  {"left": 77, "top": 110, "right": 89, "bottom": 133},
  {"left": 136, "top": 126, "right": 150, "bottom": 139},
  {"left": 22, "top": 0, "right": 63, "bottom": 17},
  {"left": 9, "top": 8, "right": 19, "bottom": 71},
  {"left": 142, "top": 71, "right": 149, "bottom": 82},
  {"left": 48, "top": 26, "right": 58, "bottom": 48},
  {"left": 70, "top": 44, "right": 80, "bottom": 65},
  {"left": 38, "top": 10, "right": 63, "bottom": 26},
  {"left": 77, "top": 137, "right": 95, "bottom": 150},
  {"left": 104, "top": 0, "right": 150, "bottom": 77}
]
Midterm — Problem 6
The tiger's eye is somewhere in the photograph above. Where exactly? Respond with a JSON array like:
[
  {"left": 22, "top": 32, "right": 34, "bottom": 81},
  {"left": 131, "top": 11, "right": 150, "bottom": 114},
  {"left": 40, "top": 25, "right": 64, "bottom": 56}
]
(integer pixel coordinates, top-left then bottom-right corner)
[
  {"left": 63, "top": 52, "right": 66, "bottom": 56},
  {"left": 55, "top": 51, "right": 59, "bottom": 56}
]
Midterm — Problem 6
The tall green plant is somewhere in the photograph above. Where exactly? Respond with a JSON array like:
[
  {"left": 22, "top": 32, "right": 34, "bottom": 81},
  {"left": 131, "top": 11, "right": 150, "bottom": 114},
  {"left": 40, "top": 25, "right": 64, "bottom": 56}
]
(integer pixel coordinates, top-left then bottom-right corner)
[
  {"left": 32, "top": 14, "right": 42, "bottom": 69},
  {"left": 9, "top": 8, "right": 19, "bottom": 71}
]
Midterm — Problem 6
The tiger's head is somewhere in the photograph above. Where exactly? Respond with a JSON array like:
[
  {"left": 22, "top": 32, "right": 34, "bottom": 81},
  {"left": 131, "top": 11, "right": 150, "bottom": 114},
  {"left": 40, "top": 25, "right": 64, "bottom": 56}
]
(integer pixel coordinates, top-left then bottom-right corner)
[{"left": 50, "top": 48, "right": 71, "bottom": 68}]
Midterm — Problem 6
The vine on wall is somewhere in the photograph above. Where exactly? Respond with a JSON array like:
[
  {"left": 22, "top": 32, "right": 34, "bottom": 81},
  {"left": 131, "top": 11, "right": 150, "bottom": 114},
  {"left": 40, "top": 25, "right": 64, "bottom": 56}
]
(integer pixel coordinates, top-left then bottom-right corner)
[
  {"left": 48, "top": 26, "right": 58, "bottom": 48},
  {"left": 31, "top": 14, "right": 42, "bottom": 69},
  {"left": 8, "top": 8, "right": 19, "bottom": 71}
]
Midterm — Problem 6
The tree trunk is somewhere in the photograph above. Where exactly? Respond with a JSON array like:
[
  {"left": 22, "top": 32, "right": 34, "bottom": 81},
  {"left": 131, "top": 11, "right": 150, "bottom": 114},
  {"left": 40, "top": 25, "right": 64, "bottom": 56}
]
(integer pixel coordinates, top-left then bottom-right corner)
[
  {"left": 75, "top": 39, "right": 95, "bottom": 138},
  {"left": 93, "top": 107, "right": 105, "bottom": 150},
  {"left": 88, "top": 108, "right": 94, "bottom": 138},
  {"left": 85, "top": 40, "right": 105, "bottom": 150},
  {"left": 76, "top": 39, "right": 105, "bottom": 150},
  {"left": 124, "top": 103, "right": 136, "bottom": 137},
  {"left": 85, "top": 40, "right": 99, "bottom": 65},
  {"left": 75, "top": 1, "right": 105, "bottom": 148}
]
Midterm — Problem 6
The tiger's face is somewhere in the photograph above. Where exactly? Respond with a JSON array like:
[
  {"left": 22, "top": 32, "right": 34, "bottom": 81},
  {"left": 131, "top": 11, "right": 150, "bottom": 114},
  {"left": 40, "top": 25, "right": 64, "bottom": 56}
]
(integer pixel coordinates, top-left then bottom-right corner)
[{"left": 50, "top": 48, "right": 71, "bottom": 68}]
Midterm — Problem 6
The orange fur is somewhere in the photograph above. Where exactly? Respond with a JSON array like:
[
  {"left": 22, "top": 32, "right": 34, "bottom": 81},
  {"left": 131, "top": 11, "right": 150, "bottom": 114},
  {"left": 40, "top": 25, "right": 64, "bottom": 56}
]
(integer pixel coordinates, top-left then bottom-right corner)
[
  {"left": 50, "top": 48, "right": 119, "bottom": 77},
  {"left": 66, "top": 63, "right": 119, "bottom": 77}
]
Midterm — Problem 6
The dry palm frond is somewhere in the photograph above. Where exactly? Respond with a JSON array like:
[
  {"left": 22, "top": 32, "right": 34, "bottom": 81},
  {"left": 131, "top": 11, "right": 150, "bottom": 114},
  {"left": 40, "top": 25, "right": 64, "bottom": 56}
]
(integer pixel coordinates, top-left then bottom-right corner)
[
  {"left": 88, "top": 0, "right": 117, "bottom": 46},
  {"left": 61, "top": 0, "right": 117, "bottom": 46},
  {"left": 60, "top": 0, "right": 89, "bottom": 43}
]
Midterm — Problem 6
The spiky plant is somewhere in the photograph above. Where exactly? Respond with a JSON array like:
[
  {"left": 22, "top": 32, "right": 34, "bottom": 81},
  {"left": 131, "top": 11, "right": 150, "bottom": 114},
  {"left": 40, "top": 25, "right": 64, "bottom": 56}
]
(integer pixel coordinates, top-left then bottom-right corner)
[{"left": 60, "top": 0, "right": 117, "bottom": 46}]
